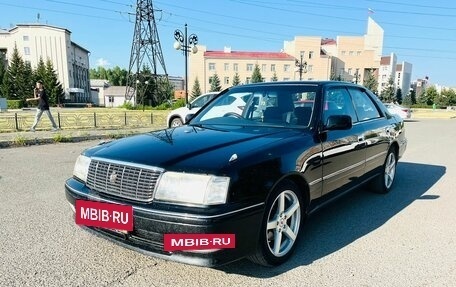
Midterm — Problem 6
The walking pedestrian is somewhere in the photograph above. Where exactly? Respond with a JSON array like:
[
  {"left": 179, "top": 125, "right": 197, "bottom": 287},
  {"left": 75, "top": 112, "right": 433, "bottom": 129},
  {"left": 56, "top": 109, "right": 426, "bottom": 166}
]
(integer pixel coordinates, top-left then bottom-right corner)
[{"left": 28, "top": 80, "right": 59, "bottom": 132}]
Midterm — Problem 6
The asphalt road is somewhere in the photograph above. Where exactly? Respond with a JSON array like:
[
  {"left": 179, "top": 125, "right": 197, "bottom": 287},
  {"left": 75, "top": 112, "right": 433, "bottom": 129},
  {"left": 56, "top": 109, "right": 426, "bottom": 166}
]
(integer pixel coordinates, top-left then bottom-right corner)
[{"left": 1, "top": 119, "right": 455, "bottom": 287}]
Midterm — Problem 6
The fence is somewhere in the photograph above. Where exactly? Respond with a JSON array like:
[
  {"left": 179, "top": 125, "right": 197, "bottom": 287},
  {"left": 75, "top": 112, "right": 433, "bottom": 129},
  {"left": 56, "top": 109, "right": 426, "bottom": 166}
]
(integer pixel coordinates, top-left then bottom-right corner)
[{"left": 0, "top": 111, "right": 167, "bottom": 132}]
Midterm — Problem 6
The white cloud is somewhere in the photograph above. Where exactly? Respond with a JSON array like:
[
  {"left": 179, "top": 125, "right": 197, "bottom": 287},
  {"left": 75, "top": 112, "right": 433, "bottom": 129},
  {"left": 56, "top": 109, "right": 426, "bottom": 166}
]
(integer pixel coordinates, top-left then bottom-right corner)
[{"left": 96, "top": 58, "right": 111, "bottom": 67}]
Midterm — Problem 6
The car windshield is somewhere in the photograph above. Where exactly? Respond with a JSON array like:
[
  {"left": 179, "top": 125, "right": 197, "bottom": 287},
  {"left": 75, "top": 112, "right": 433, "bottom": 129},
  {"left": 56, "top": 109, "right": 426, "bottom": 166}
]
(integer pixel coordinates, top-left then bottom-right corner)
[{"left": 190, "top": 84, "right": 318, "bottom": 128}]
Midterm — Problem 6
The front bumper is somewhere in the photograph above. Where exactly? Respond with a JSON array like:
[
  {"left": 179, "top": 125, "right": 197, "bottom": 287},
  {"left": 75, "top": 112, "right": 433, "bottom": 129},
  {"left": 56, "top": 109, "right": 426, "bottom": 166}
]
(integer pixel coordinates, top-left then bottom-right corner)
[{"left": 65, "top": 178, "right": 264, "bottom": 267}]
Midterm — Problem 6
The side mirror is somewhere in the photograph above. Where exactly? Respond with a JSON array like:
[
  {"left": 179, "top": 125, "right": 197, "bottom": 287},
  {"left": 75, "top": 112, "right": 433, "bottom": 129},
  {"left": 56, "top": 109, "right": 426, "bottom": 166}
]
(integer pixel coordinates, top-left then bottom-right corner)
[
  {"left": 187, "top": 103, "right": 192, "bottom": 109},
  {"left": 324, "top": 115, "right": 352, "bottom": 131},
  {"left": 185, "top": 113, "right": 195, "bottom": 124}
]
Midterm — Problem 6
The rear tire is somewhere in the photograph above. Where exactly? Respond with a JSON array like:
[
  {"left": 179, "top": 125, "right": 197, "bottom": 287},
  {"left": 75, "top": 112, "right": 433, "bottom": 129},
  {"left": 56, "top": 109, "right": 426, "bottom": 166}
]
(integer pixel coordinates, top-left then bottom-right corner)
[
  {"left": 370, "top": 148, "right": 397, "bottom": 194},
  {"left": 249, "top": 180, "right": 304, "bottom": 266}
]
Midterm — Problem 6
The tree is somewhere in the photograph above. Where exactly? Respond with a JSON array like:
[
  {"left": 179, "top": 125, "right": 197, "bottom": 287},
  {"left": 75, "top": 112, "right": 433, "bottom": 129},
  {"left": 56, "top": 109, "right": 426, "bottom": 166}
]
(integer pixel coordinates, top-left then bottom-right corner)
[
  {"left": 271, "top": 72, "right": 278, "bottom": 82},
  {"left": 380, "top": 76, "right": 395, "bottom": 102},
  {"left": 34, "top": 57, "right": 47, "bottom": 83},
  {"left": 363, "top": 69, "right": 378, "bottom": 95},
  {"left": 191, "top": 77, "right": 202, "bottom": 100},
  {"left": 23, "top": 61, "right": 34, "bottom": 101},
  {"left": 410, "top": 89, "right": 417, "bottom": 104},
  {"left": 209, "top": 73, "right": 221, "bottom": 92},
  {"left": 402, "top": 92, "right": 412, "bottom": 107},
  {"left": 251, "top": 64, "right": 263, "bottom": 83},
  {"left": 419, "top": 86, "right": 438, "bottom": 106},
  {"left": 89, "top": 66, "right": 128, "bottom": 86},
  {"left": 232, "top": 73, "right": 241, "bottom": 86},
  {"left": 441, "top": 88, "right": 456, "bottom": 106},
  {"left": 110, "top": 66, "right": 128, "bottom": 86},
  {"left": 44, "top": 59, "right": 64, "bottom": 106},
  {"left": 0, "top": 52, "right": 6, "bottom": 97},
  {"left": 395, "top": 88, "right": 403, "bottom": 104},
  {"left": 1, "top": 45, "right": 29, "bottom": 101}
]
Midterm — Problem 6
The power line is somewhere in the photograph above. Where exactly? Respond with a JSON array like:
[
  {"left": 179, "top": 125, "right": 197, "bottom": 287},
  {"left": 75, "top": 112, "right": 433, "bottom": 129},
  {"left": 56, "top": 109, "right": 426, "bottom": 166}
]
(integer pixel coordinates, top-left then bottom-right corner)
[
  {"left": 0, "top": 2, "right": 130, "bottom": 22},
  {"left": 44, "top": 0, "right": 131, "bottom": 14},
  {"left": 364, "top": 0, "right": 456, "bottom": 10}
]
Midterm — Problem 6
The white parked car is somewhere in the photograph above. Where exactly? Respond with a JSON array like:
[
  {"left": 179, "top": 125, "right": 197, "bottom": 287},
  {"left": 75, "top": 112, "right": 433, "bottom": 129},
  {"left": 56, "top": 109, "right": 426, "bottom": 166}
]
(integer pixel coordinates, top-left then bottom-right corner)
[
  {"left": 166, "top": 92, "right": 218, "bottom": 127},
  {"left": 385, "top": 103, "right": 411, "bottom": 120}
]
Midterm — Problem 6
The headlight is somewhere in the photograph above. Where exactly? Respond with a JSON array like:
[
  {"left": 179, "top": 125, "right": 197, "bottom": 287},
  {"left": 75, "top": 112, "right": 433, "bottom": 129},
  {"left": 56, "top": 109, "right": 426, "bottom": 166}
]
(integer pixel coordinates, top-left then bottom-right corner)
[
  {"left": 73, "top": 155, "right": 91, "bottom": 182},
  {"left": 154, "top": 172, "right": 230, "bottom": 206}
]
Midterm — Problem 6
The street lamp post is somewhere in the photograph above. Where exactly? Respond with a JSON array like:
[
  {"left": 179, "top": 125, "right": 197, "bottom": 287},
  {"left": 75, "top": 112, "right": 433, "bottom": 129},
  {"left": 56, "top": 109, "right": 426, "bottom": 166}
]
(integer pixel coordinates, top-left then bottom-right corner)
[
  {"left": 295, "top": 51, "right": 307, "bottom": 81},
  {"left": 174, "top": 24, "right": 198, "bottom": 105}
]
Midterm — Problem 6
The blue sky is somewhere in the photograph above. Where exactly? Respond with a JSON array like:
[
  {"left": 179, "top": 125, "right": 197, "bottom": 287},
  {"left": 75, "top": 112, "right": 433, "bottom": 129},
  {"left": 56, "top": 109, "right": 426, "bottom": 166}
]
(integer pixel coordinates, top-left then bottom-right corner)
[{"left": 1, "top": 0, "right": 455, "bottom": 86}]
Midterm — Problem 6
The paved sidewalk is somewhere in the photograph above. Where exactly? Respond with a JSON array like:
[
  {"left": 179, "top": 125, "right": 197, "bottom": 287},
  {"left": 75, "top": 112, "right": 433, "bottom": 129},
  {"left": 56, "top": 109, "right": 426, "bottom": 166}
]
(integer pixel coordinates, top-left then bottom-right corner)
[{"left": 0, "top": 126, "right": 160, "bottom": 148}]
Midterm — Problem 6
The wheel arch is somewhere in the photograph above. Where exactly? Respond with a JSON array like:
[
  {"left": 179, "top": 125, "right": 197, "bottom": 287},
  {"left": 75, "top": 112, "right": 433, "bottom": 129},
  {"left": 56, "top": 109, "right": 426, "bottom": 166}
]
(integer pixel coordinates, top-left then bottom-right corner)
[{"left": 268, "top": 173, "right": 311, "bottom": 214}]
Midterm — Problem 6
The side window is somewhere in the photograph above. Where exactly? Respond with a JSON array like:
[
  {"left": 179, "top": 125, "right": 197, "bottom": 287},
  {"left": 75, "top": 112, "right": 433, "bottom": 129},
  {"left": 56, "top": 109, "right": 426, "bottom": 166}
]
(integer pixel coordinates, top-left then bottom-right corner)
[
  {"left": 192, "top": 95, "right": 210, "bottom": 108},
  {"left": 323, "top": 87, "right": 358, "bottom": 124},
  {"left": 348, "top": 88, "right": 381, "bottom": 121}
]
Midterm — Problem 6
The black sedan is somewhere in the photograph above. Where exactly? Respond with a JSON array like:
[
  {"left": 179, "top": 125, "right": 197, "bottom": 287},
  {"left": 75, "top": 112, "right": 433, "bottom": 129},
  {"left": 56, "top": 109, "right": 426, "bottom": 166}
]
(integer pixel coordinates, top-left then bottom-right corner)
[{"left": 65, "top": 81, "right": 407, "bottom": 267}]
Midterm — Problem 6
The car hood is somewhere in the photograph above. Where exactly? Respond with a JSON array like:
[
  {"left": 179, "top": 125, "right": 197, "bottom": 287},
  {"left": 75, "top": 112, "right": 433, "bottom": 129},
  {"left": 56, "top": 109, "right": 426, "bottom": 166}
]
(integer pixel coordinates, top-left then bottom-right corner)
[{"left": 83, "top": 125, "right": 307, "bottom": 173}]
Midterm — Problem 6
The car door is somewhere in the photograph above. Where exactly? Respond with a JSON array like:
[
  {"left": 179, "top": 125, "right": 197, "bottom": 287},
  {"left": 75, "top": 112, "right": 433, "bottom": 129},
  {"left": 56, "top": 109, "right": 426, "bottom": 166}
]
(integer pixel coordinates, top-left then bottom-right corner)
[
  {"left": 347, "top": 87, "right": 391, "bottom": 176},
  {"left": 320, "top": 86, "right": 367, "bottom": 196}
]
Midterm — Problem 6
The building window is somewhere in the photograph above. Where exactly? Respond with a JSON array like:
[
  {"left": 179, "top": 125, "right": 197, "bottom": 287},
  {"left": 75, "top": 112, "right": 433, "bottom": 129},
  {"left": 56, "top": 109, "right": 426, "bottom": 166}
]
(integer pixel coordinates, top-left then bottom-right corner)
[
  {"left": 284, "top": 64, "right": 290, "bottom": 72},
  {"left": 246, "top": 77, "right": 251, "bottom": 84},
  {"left": 271, "top": 64, "right": 276, "bottom": 72},
  {"left": 24, "top": 47, "right": 30, "bottom": 55},
  {"left": 309, "top": 51, "right": 314, "bottom": 59},
  {"left": 348, "top": 68, "right": 352, "bottom": 75},
  {"left": 283, "top": 78, "right": 290, "bottom": 81},
  {"left": 233, "top": 63, "right": 238, "bottom": 72},
  {"left": 261, "top": 64, "right": 267, "bottom": 72},
  {"left": 209, "top": 63, "right": 216, "bottom": 71},
  {"left": 224, "top": 77, "right": 230, "bottom": 84},
  {"left": 246, "top": 64, "right": 253, "bottom": 71},
  {"left": 108, "top": 96, "right": 114, "bottom": 103},
  {"left": 349, "top": 51, "right": 354, "bottom": 56},
  {"left": 24, "top": 60, "right": 31, "bottom": 66},
  {"left": 224, "top": 63, "right": 229, "bottom": 71},
  {"left": 341, "top": 51, "right": 346, "bottom": 55},
  {"left": 23, "top": 35, "right": 29, "bottom": 41},
  {"left": 357, "top": 51, "right": 361, "bottom": 56}
]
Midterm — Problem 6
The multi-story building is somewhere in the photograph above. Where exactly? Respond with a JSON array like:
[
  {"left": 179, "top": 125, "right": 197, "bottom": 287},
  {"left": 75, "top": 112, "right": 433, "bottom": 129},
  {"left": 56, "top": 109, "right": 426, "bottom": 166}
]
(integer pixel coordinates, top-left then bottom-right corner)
[
  {"left": 395, "top": 61, "right": 413, "bottom": 97},
  {"left": 411, "top": 77, "right": 429, "bottom": 98},
  {"left": 379, "top": 53, "right": 398, "bottom": 93},
  {"left": 190, "top": 46, "right": 296, "bottom": 93},
  {"left": 0, "top": 23, "right": 90, "bottom": 102},
  {"left": 190, "top": 17, "right": 385, "bottom": 93}
]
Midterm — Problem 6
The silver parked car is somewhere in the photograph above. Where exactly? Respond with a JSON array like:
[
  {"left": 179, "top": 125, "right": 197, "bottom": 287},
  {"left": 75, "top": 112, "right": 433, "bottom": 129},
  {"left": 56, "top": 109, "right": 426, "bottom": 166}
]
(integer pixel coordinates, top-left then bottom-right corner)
[{"left": 384, "top": 103, "right": 411, "bottom": 120}]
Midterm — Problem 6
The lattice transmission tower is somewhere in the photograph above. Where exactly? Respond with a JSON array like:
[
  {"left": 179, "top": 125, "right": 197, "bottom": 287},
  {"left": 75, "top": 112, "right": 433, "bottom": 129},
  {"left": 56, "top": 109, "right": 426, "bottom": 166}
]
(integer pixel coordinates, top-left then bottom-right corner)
[{"left": 125, "top": 0, "right": 167, "bottom": 104}]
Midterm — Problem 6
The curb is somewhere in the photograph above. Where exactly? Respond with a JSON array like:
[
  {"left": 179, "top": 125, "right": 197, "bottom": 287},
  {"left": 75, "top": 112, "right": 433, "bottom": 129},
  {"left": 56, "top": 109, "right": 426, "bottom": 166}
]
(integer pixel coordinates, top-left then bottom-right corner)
[{"left": 0, "top": 128, "right": 159, "bottom": 149}]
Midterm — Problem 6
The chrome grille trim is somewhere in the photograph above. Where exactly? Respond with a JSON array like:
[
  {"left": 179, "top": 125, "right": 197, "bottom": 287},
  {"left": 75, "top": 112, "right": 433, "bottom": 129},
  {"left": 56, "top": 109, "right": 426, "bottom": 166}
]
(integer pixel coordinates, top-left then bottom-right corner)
[{"left": 86, "top": 157, "right": 164, "bottom": 202}]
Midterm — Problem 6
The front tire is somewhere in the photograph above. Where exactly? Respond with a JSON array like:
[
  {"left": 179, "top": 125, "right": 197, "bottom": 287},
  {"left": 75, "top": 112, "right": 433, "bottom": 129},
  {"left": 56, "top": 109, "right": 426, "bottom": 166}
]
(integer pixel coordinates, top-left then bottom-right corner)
[
  {"left": 170, "top": 117, "right": 183, "bottom": 127},
  {"left": 370, "top": 148, "right": 397, "bottom": 194},
  {"left": 249, "top": 180, "right": 304, "bottom": 266}
]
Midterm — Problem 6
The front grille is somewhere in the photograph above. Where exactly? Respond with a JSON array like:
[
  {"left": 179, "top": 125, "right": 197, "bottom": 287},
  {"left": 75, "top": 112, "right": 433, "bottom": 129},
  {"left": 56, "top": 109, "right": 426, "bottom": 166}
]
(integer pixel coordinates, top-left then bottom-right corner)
[{"left": 86, "top": 158, "right": 163, "bottom": 202}]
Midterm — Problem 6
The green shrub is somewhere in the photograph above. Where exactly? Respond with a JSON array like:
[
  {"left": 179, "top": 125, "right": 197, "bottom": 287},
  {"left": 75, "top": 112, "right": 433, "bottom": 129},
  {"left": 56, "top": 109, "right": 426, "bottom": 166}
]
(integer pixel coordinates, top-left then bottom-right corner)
[
  {"left": 7, "top": 100, "right": 25, "bottom": 109},
  {"left": 172, "top": 99, "right": 186, "bottom": 109}
]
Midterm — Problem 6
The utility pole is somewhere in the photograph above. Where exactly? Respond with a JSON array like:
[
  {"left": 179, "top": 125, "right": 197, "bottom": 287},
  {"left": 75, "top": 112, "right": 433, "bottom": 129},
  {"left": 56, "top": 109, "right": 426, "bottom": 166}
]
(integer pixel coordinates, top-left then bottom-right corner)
[{"left": 125, "top": 0, "right": 168, "bottom": 105}]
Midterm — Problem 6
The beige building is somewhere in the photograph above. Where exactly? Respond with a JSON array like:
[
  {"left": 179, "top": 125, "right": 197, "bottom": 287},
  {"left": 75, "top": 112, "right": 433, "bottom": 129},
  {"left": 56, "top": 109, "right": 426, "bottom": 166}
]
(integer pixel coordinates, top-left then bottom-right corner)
[
  {"left": 0, "top": 23, "right": 90, "bottom": 102},
  {"left": 190, "top": 17, "right": 385, "bottom": 93},
  {"left": 190, "top": 46, "right": 296, "bottom": 92}
]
